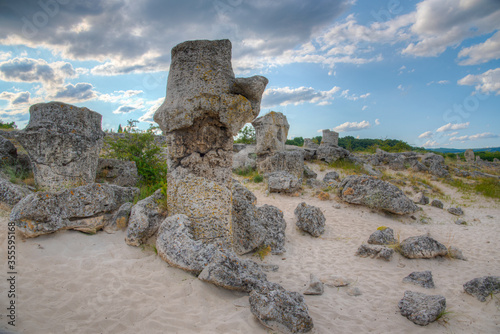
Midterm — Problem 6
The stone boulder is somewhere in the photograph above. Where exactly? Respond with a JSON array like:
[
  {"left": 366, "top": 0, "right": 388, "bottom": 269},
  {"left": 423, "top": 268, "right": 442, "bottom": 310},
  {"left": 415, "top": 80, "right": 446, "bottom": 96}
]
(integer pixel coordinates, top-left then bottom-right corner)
[
  {"left": 403, "top": 271, "right": 435, "bottom": 289},
  {"left": 304, "top": 274, "right": 324, "bottom": 295},
  {"left": 430, "top": 199, "right": 443, "bottom": 209},
  {"left": 316, "top": 146, "right": 350, "bottom": 163},
  {"left": 447, "top": 207, "right": 464, "bottom": 216},
  {"left": 464, "top": 149, "right": 474, "bottom": 163},
  {"left": 198, "top": 248, "right": 267, "bottom": 292},
  {"left": 0, "top": 135, "right": 17, "bottom": 164},
  {"left": 413, "top": 192, "right": 429, "bottom": 205},
  {"left": 10, "top": 183, "right": 138, "bottom": 238},
  {"left": 294, "top": 202, "right": 325, "bottom": 237},
  {"left": 0, "top": 177, "right": 32, "bottom": 207},
  {"left": 249, "top": 281, "right": 314, "bottom": 333},
  {"left": 355, "top": 244, "right": 394, "bottom": 261},
  {"left": 232, "top": 145, "right": 257, "bottom": 171},
  {"left": 338, "top": 175, "right": 418, "bottom": 215},
  {"left": 252, "top": 111, "right": 289, "bottom": 156},
  {"left": 463, "top": 276, "right": 500, "bottom": 302},
  {"left": 96, "top": 158, "right": 139, "bottom": 187},
  {"left": 257, "top": 150, "right": 304, "bottom": 179},
  {"left": 323, "top": 171, "right": 340, "bottom": 183},
  {"left": 398, "top": 291, "right": 446, "bottom": 326},
  {"left": 421, "top": 153, "right": 449, "bottom": 178},
  {"left": 367, "top": 227, "right": 397, "bottom": 245},
  {"left": 156, "top": 214, "right": 219, "bottom": 274},
  {"left": 257, "top": 204, "right": 287, "bottom": 255},
  {"left": 153, "top": 39, "right": 268, "bottom": 246},
  {"left": 16, "top": 102, "right": 104, "bottom": 191},
  {"left": 125, "top": 189, "right": 166, "bottom": 246},
  {"left": 319, "top": 129, "right": 339, "bottom": 147},
  {"left": 267, "top": 171, "right": 301, "bottom": 194},
  {"left": 105, "top": 202, "right": 133, "bottom": 232},
  {"left": 303, "top": 138, "right": 319, "bottom": 149},
  {"left": 232, "top": 180, "right": 266, "bottom": 255},
  {"left": 303, "top": 165, "right": 317, "bottom": 180},
  {"left": 399, "top": 235, "right": 448, "bottom": 259}
]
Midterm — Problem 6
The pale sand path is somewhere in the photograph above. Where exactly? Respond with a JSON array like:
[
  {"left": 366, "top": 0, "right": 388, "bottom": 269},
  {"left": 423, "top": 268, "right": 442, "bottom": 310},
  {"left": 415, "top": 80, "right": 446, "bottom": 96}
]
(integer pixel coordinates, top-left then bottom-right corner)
[{"left": 1, "top": 165, "right": 499, "bottom": 333}]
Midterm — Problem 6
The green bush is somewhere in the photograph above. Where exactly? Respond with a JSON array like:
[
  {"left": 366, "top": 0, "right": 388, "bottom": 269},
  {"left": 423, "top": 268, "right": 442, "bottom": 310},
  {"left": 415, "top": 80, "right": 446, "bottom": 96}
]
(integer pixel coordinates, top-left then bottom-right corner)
[
  {"left": 103, "top": 120, "right": 168, "bottom": 199},
  {"left": 0, "top": 120, "right": 16, "bottom": 129},
  {"left": 234, "top": 125, "right": 256, "bottom": 144}
]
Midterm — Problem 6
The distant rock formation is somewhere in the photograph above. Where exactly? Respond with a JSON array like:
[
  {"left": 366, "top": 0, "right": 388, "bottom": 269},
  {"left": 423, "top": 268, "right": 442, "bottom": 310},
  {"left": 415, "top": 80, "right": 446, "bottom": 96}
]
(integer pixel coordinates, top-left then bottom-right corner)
[
  {"left": 464, "top": 149, "right": 474, "bottom": 163},
  {"left": 316, "top": 129, "right": 349, "bottom": 163},
  {"left": 153, "top": 39, "right": 268, "bottom": 245},
  {"left": 252, "top": 111, "right": 289, "bottom": 156},
  {"left": 16, "top": 102, "right": 104, "bottom": 191}
]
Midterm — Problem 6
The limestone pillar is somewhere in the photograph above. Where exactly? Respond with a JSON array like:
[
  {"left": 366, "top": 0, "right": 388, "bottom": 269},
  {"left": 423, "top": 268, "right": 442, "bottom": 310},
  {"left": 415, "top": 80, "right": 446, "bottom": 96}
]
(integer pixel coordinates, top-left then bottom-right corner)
[{"left": 154, "top": 39, "right": 268, "bottom": 244}]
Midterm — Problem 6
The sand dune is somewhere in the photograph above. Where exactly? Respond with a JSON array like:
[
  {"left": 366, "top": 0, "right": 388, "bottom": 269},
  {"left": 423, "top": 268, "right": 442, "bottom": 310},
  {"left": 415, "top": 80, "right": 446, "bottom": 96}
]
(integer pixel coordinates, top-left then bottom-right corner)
[{"left": 1, "top": 165, "right": 499, "bottom": 333}]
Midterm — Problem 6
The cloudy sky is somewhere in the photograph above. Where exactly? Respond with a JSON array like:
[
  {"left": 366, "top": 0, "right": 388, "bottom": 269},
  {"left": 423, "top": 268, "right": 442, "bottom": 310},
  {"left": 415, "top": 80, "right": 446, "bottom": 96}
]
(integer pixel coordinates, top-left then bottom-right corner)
[{"left": 0, "top": 0, "right": 499, "bottom": 149}]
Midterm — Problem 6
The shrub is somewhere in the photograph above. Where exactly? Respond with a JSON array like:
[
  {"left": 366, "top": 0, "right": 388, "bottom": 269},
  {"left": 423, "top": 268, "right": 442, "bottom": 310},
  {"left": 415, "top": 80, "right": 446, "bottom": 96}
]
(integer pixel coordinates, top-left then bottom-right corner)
[
  {"left": 234, "top": 125, "right": 256, "bottom": 144},
  {"left": 103, "top": 120, "right": 168, "bottom": 199}
]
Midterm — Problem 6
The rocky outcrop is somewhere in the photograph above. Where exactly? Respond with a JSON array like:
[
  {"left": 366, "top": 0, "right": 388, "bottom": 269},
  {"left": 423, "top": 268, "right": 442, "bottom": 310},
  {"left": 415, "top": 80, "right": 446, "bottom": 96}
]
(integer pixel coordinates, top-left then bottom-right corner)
[
  {"left": 303, "top": 138, "right": 319, "bottom": 149},
  {"left": 250, "top": 281, "right": 314, "bottom": 333},
  {"left": 367, "top": 227, "right": 397, "bottom": 245},
  {"left": 303, "top": 165, "right": 317, "bottom": 180},
  {"left": 447, "top": 207, "right": 464, "bottom": 216},
  {"left": 257, "top": 150, "right": 304, "bottom": 179},
  {"left": 323, "top": 171, "right": 339, "bottom": 184},
  {"left": 257, "top": 204, "right": 287, "bottom": 255},
  {"left": 294, "top": 202, "right": 325, "bottom": 237},
  {"left": 10, "top": 183, "right": 138, "bottom": 238},
  {"left": 153, "top": 39, "right": 267, "bottom": 245},
  {"left": 198, "top": 249, "right": 267, "bottom": 292},
  {"left": 96, "top": 158, "right": 139, "bottom": 187},
  {"left": 252, "top": 111, "right": 289, "bottom": 156},
  {"left": 156, "top": 214, "right": 219, "bottom": 274},
  {"left": 0, "top": 135, "right": 17, "bottom": 164},
  {"left": 0, "top": 177, "right": 32, "bottom": 207},
  {"left": 463, "top": 276, "right": 500, "bottom": 302},
  {"left": 430, "top": 199, "right": 443, "bottom": 209},
  {"left": 403, "top": 271, "right": 435, "bottom": 289},
  {"left": 338, "top": 175, "right": 418, "bottom": 215},
  {"left": 398, "top": 291, "right": 446, "bottom": 326},
  {"left": 464, "top": 149, "right": 474, "bottom": 163},
  {"left": 355, "top": 244, "right": 394, "bottom": 261},
  {"left": 316, "top": 146, "right": 350, "bottom": 163},
  {"left": 232, "top": 180, "right": 266, "bottom": 255},
  {"left": 413, "top": 192, "right": 429, "bottom": 205},
  {"left": 320, "top": 129, "right": 338, "bottom": 147},
  {"left": 232, "top": 145, "right": 257, "bottom": 171},
  {"left": 125, "top": 190, "right": 166, "bottom": 246},
  {"left": 267, "top": 171, "right": 301, "bottom": 194},
  {"left": 421, "top": 153, "right": 449, "bottom": 178},
  {"left": 16, "top": 102, "right": 104, "bottom": 191},
  {"left": 105, "top": 202, "right": 133, "bottom": 232},
  {"left": 399, "top": 235, "right": 448, "bottom": 259}
]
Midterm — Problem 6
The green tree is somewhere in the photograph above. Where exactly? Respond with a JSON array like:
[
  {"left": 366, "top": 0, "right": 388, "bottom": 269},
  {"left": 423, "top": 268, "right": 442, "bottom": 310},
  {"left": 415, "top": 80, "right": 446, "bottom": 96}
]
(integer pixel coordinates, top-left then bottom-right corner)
[
  {"left": 285, "top": 137, "right": 304, "bottom": 147},
  {"left": 0, "top": 120, "right": 17, "bottom": 129},
  {"left": 104, "top": 120, "right": 167, "bottom": 192},
  {"left": 234, "top": 125, "right": 256, "bottom": 144},
  {"left": 117, "top": 124, "right": 123, "bottom": 133}
]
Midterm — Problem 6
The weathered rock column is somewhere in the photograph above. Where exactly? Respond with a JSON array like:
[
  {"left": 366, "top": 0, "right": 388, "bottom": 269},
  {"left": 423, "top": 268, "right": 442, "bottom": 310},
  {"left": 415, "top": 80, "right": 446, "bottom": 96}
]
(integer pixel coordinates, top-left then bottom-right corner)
[
  {"left": 16, "top": 102, "right": 104, "bottom": 191},
  {"left": 154, "top": 39, "right": 268, "bottom": 244}
]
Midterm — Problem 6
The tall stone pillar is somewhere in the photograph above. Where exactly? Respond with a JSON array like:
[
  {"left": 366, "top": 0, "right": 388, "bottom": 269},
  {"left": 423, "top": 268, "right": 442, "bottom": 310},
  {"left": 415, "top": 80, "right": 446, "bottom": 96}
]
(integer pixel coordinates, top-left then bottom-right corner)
[
  {"left": 16, "top": 102, "right": 104, "bottom": 191},
  {"left": 154, "top": 39, "right": 268, "bottom": 244}
]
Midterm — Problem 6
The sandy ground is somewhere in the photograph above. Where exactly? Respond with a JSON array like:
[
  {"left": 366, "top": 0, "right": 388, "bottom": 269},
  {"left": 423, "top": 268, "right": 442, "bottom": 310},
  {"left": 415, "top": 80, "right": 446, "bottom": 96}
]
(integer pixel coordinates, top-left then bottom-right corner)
[{"left": 1, "top": 162, "right": 499, "bottom": 333}]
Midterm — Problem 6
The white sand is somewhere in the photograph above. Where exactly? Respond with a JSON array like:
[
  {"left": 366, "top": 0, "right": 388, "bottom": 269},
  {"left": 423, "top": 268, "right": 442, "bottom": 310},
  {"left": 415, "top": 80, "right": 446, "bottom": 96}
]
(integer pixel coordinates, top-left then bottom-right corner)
[{"left": 1, "top": 164, "right": 499, "bottom": 333}]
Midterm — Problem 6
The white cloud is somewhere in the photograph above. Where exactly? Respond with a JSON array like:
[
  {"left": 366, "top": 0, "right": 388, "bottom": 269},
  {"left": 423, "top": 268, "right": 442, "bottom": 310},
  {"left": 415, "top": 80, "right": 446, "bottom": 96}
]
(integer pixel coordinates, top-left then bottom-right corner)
[
  {"left": 423, "top": 140, "right": 439, "bottom": 148},
  {"left": 139, "top": 97, "right": 164, "bottom": 124},
  {"left": 262, "top": 86, "right": 340, "bottom": 108},
  {"left": 362, "top": 105, "right": 368, "bottom": 111},
  {"left": 0, "top": 57, "right": 77, "bottom": 86},
  {"left": 449, "top": 132, "right": 499, "bottom": 142},
  {"left": 418, "top": 131, "right": 433, "bottom": 139},
  {"left": 339, "top": 89, "right": 370, "bottom": 101},
  {"left": 374, "top": 119, "right": 380, "bottom": 125},
  {"left": 458, "top": 68, "right": 500, "bottom": 95},
  {"left": 436, "top": 122, "right": 470, "bottom": 132},
  {"left": 458, "top": 31, "right": 500, "bottom": 65},
  {"left": 402, "top": 0, "right": 500, "bottom": 58},
  {"left": 449, "top": 135, "right": 469, "bottom": 142},
  {"left": 437, "top": 80, "right": 449, "bottom": 85},
  {"left": 333, "top": 120, "right": 370, "bottom": 132},
  {"left": 446, "top": 131, "right": 459, "bottom": 137}
]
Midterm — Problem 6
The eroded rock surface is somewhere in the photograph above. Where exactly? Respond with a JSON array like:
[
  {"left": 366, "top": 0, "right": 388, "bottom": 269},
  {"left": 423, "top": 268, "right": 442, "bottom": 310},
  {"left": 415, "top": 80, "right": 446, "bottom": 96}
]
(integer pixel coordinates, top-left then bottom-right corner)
[
  {"left": 10, "top": 183, "right": 138, "bottom": 238},
  {"left": 398, "top": 291, "right": 446, "bottom": 326},
  {"left": 153, "top": 39, "right": 267, "bottom": 245},
  {"left": 338, "top": 175, "right": 418, "bottom": 215},
  {"left": 463, "top": 276, "right": 500, "bottom": 301},
  {"left": 294, "top": 202, "right": 325, "bottom": 237},
  {"left": 399, "top": 235, "right": 448, "bottom": 259},
  {"left": 125, "top": 190, "right": 166, "bottom": 246},
  {"left": 403, "top": 271, "right": 435, "bottom": 289},
  {"left": 16, "top": 102, "right": 104, "bottom": 190},
  {"left": 367, "top": 227, "right": 397, "bottom": 245}
]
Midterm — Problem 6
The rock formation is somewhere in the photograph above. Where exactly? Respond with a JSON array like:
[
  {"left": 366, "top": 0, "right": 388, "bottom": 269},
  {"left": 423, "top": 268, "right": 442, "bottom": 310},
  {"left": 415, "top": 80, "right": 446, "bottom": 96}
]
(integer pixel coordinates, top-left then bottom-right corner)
[
  {"left": 367, "top": 227, "right": 397, "bottom": 245},
  {"left": 355, "top": 244, "right": 394, "bottom": 261},
  {"left": 96, "top": 158, "right": 139, "bottom": 187},
  {"left": 399, "top": 235, "right": 448, "bottom": 259},
  {"left": 320, "top": 129, "right": 339, "bottom": 146},
  {"left": 403, "top": 271, "right": 435, "bottom": 289},
  {"left": 153, "top": 39, "right": 268, "bottom": 245},
  {"left": 10, "top": 183, "right": 138, "bottom": 238},
  {"left": 316, "top": 129, "right": 349, "bottom": 163},
  {"left": 338, "top": 175, "right": 418, "bottom": 215},
  {"left": 294, "top": 202, "right": 326, "bottom": 237},
  {"left": 252, "top": 111, "right": 289, "bottom": 156},
  {"left": 463, "top": 276, "right": 500, "bottom": 301},
  {"left": 398, "top": 291, "right": 446, "bottom": 326},
  {"left": 16, "top": 102, "right": 104, "bottom": 191}
]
